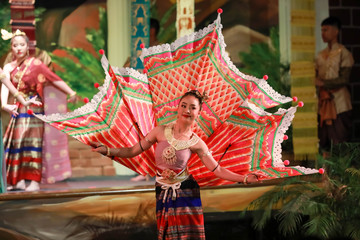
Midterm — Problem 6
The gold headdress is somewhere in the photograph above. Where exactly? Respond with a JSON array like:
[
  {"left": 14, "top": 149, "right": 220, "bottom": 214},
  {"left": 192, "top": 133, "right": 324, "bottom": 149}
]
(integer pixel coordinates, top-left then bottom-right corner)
[{"left": 1, "top": 29, "right": 26, "bottom": 40}]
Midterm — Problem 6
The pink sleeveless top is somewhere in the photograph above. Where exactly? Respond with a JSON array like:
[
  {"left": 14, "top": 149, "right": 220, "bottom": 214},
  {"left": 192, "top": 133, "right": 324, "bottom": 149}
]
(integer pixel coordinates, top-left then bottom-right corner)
[
  {"left": 155, "top": 141, "right": 192, "bottom": 171},
  {"left": 155, "top": 125, "right": 200, "bottom": 173}
]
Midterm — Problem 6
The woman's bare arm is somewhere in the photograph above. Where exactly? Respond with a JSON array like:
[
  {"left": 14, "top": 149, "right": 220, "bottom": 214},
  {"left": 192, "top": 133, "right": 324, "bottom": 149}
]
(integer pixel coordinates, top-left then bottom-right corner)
[
  {"left": 194, "top": 140, "right": 260, "bottom": 184},
  {"left": 92, "top": 126, "right": 161, "bottom": 158}
]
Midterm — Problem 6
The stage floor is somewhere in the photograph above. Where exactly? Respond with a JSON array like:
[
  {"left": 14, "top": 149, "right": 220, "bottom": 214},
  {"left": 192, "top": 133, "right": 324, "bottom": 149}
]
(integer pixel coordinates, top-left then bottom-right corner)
[
  {"left": 0, "top": 175, "right": 322, "bottom": 240},
  {"left": 41, "top": 175, "right": 155, "bottom": 191},
  {"left": 5, "top": 175, "right": 155, "bottom": 193}
]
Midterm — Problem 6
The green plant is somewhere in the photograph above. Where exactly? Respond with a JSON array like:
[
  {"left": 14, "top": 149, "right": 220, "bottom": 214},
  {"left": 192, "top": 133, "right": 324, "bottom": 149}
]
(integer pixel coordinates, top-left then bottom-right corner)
[
  {"left": 244, "top": 142, "right": 360, "bottom": 240},
  {"left": 0, "top": 1, "right": 11, "bottom": 58},
  {"left": 49, "top": 7, "right": 107, "bottom": 110}
]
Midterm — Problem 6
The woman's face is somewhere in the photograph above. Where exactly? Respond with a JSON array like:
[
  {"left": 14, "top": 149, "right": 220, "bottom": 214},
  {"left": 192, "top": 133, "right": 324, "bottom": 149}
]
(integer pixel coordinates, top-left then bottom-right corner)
[
  {"left": 177, "top": 95, "right": 201, "bottom": 123},
  {"left": 11, "top": 36, "right": 28, "bottom": 60}
]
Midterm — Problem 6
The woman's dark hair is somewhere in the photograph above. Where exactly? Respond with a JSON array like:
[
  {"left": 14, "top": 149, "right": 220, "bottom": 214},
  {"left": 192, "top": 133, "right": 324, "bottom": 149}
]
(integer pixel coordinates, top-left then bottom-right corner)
[
  {"left": 321, "top": 16, "right": 342, "bottom": 30},
  {"left": 179, "top": 90, "right": 208, "bottom": 110}
]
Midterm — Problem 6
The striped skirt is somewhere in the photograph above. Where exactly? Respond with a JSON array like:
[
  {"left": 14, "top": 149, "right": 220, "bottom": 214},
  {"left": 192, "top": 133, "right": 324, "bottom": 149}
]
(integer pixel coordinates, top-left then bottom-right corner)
[
  {"left": 156, "top": 176, "right": 205, "bottom": 240},
  {"left": 4, "top": 103, "right": 44, "bottom": 185}
]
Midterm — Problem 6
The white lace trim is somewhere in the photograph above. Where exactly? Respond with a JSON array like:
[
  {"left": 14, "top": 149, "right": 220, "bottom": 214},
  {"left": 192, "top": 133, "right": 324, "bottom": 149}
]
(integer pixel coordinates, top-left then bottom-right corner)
[
  {"left": 271, "top": 106, "right": 297, "bottom": 166},
  {"left": 291, "top": 166, "right": 319, "bottom": 174},
  {"left": 35, "top": 55, "right": 112, "bottom": 122},
  {"left": 35, "top": 81, "right": 109, "bottom": 123},
  {"left": 112, "top": 66, "right": 149, "bottom": 84},
  {"left": 242, "top": 100, "right": 271, "bottom": 116},
  {"left": 241, "top": 100, "right": 298, "bottom": 167}
]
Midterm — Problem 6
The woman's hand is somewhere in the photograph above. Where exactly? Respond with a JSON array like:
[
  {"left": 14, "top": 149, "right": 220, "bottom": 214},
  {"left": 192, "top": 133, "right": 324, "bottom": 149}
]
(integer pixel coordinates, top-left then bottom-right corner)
[
  {"left": 245, "top": 174, "right": 259, "bottom": 184},
  {"left": 244, "top": 172, "right": 267, "bottom": 184},
  {"left": 2, "top": 104, "right": 19, "bottom": 116},
  {"left": 23, "top": 96, "right": 42, "bottom": 107},
  {"left": 91, "top": 143, "right": 108, "bottom": 155},
  {"left": 67, "top": 92, "right": 77, "bottom": 103}
]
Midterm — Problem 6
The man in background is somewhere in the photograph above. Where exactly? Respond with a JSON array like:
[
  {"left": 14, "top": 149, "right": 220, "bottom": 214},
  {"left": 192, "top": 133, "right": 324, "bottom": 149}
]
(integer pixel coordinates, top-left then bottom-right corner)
[{"left": 315, "top": 16, "right": 354, "bottom": 155}]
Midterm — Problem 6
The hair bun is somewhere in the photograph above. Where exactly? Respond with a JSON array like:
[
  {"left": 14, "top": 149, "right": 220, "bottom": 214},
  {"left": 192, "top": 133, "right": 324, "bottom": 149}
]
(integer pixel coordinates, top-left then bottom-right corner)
[
  {"left": 188, "top": 89, "right": 208, "bottom": 102},
  {"left": 201, "top": 91, "right": 209, "bottom": 101}
]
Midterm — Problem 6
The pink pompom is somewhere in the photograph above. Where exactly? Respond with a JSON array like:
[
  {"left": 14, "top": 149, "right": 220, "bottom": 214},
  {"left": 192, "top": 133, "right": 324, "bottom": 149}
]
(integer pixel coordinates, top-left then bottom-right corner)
[
  {"left": 284, "top": 160, "right": 290, "bottom": 166},
  {"left": 283, "top": 135, "right": 288, "bottom": 140},
  {"left": 217, "top": 8, "right": 223, "bottom": 14},
  {"left": 318, "top": 168, "right": 325, "bottom": 174},
  {"left": 27, "top": 109, "right": 34, "bottom": 115},
  {"left": 292, "top": 96, "right": 298, "bottom": 102},
  {"left": 94, "top": 83, "right": 100, "bottom": 88},
  {"left": 143, "top": 68, "right": 148, "bottom": 74},
  {"left": 99, "top": 49, "right": 104, "bottom": 55},
  {"left": 263, "top": 75, "right": 268, "bottom": 80},
  {"left": 83, "top": 97, "right": 89, "bottom": 103},
  {"left": 140, "top": 43, "right": 145, "bottom": 49},
  {"left": 298, "top": 101, "right": 304, "bottom": 107}
]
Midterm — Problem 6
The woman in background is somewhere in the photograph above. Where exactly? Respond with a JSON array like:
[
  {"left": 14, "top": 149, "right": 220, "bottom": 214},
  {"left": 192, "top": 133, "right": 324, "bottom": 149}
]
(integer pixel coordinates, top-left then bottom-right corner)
[
  {"left": 1, "top": 29, "right": 77, "bottom": 191},
  {"left": 0, "top": 67, "right": 41, "bottom": 193}
]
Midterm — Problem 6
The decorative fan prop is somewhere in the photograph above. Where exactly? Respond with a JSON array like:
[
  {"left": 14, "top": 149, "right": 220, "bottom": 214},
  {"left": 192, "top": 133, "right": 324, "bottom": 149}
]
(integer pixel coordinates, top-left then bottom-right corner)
[
  {"left": 35, "top": 10, "right": 320, "bottom": 186},
  {"left": 36, "top": 62, "right": 157, "bottom": 176}
]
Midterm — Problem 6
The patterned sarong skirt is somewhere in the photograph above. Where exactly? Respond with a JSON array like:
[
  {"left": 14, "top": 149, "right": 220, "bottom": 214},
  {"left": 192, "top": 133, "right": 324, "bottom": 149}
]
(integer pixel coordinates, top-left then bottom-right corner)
[
  {"left": 155, "top": 175, "right": 205, "bottom": 240},
  {"left": 4, "top": 102, "right": 44, "bottom": 185}
]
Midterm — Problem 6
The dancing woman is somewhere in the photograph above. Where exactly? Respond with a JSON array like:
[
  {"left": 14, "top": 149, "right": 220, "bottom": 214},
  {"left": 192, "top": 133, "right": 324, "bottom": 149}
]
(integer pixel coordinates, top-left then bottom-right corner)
[
  {"left": 0, "top": 68, "right": 41, "bottom": 193},
  {"left": 93, "top": 90, "right": 263, "bottom": 239},
  {"left": 1, "top": 29, "right": 77, "bottom": 191}
]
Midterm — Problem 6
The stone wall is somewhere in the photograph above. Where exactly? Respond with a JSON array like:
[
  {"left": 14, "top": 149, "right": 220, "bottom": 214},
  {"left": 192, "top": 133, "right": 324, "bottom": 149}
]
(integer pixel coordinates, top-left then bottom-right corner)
[{"left": 67, "top": 137, "right": 116, "bottom": 178}]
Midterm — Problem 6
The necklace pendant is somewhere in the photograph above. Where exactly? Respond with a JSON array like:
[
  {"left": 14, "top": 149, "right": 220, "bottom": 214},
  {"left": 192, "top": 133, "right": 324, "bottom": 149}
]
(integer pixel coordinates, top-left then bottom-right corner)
[{"left": 162, "top": 145, "right": 177, "bottom": 165}]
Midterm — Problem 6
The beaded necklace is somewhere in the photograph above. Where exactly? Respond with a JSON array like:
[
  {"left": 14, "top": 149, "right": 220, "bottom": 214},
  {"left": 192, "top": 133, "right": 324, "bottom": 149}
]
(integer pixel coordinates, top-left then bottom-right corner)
[
  {"left": 162, "top": 124, "right": 200, "bottom": 165},
  {"left": 12, "top": 57, "right": 33, "bottom": 104}
]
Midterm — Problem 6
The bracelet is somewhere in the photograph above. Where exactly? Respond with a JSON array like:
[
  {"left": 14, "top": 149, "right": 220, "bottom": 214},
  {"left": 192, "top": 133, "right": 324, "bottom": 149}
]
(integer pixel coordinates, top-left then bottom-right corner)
[
  {"left": 69, "top": 92, "right": 77, "bottom": 98},
  {"left": 0, "top": 73, "right": 5, "bottom": 79},
  {"left": 202, "top": 151, "right": 212, "bottom": 157},
  {"left": 145, "top": 136, "right": 154, "bottom": 144},
  {"left": 243, "top": 174, "right": 248, "bottom": 184},
  {"left": 107, "top": 146, "right": 111, "bottom": 156},
  {"left": 13, "top": 91, "right": 20, "bottom": 98}
]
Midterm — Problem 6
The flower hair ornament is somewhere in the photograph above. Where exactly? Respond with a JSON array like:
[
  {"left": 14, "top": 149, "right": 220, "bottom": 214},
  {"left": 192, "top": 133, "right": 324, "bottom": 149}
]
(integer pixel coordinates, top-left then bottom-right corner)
[{"left": 1, "top": 29, "right": 26, "bottom": 40}]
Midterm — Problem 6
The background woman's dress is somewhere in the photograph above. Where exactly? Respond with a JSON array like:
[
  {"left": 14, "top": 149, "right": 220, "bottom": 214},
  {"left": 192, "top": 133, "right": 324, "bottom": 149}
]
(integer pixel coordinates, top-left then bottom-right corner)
[{"left": 4, "top": 57, "right": 71, "bottom": 186}]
